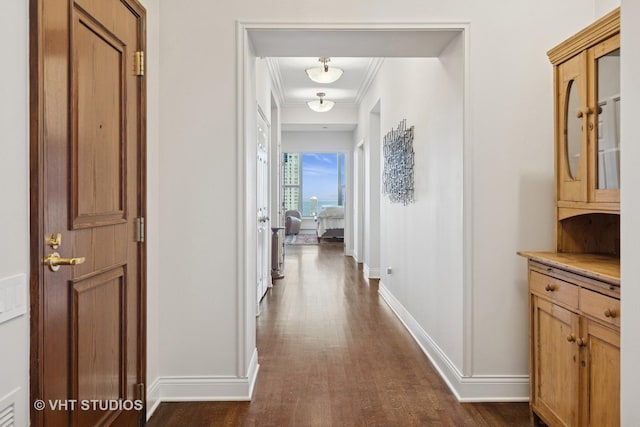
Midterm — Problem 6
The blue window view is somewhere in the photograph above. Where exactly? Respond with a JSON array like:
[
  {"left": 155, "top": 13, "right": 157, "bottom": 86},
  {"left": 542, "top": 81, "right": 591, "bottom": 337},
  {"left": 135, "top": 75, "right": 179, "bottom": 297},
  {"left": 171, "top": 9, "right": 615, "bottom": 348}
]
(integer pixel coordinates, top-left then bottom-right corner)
[{"left": 283, "top": 152, "right": 345, "bottom": 217}]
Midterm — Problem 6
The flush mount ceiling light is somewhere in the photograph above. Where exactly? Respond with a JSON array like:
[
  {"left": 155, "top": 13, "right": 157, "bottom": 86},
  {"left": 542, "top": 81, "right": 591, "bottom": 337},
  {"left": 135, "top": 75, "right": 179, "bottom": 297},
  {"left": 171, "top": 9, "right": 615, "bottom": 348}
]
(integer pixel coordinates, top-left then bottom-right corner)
[
  {"left": 305, "top": 57, "right": 343, "bottom": 84},
  {"left": 307, "top": 92, "right": 335, "bottom": 113}
]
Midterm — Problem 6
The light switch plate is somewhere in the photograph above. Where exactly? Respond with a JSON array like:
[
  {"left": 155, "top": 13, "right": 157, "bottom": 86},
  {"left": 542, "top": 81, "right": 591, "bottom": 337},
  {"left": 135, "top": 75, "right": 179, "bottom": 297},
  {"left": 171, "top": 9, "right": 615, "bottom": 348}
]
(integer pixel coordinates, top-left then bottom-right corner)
[{"left": 0, "top": 274, "right": 27, "bottom": 324}]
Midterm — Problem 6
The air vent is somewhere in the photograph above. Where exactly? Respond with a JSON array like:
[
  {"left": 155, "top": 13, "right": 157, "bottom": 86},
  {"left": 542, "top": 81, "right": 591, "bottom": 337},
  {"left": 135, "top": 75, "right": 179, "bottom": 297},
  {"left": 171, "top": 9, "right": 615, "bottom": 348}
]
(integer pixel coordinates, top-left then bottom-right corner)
[
  {"left": 0, "top": 403, "right": 15, "bottom": 427},
  {"left": 0, "top": 388, "right": 19, "bottom": 427}
]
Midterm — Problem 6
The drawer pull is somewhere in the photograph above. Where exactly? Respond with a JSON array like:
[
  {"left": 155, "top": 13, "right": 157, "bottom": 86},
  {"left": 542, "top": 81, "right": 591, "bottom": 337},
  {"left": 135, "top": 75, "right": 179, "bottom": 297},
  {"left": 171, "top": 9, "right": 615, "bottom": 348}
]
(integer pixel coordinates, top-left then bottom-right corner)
[
  {"left": 604, "top": 309, "right": 618, "bottom": 318},
  {"left": 576, "top": 337, "right": 588, "bottom": 347},
  {"left": 544, "top": 284, "right": 557, "bottom": 292},
  {"left": 566, "top": 334, "right": 576, "bottom": 343}
]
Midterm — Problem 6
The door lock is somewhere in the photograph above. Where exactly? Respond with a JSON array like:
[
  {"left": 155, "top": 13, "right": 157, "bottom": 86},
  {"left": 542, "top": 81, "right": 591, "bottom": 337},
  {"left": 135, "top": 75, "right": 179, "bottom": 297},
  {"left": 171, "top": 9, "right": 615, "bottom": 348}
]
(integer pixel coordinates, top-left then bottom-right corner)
[{"left": 47, "top": 233, "right": 62, "bottom": 249}]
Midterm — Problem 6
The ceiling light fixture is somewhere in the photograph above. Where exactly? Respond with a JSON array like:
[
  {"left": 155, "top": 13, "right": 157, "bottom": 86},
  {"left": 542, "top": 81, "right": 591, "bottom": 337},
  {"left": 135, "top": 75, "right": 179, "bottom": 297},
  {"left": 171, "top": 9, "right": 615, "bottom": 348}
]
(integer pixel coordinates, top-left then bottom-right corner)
[
  {"left": 307, "top": 92, "right": 335, "bottom": 113},
  {"left": 305, "top": 57, "right": 343, "bottom": 84}
]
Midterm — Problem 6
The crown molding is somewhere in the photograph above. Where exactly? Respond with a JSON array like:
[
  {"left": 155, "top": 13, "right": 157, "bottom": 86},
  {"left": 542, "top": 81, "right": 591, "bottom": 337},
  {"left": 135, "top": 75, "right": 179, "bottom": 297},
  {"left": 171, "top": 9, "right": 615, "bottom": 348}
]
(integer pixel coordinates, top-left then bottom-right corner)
[
  {"left": 355, "top": 58, "right": 384, "bottom": 105},
  {"left": 265, "top": 57, "right": 286, "bottom": 106},
  {"left": 547, "top": 7, "right": 619, "bottom": 65}
]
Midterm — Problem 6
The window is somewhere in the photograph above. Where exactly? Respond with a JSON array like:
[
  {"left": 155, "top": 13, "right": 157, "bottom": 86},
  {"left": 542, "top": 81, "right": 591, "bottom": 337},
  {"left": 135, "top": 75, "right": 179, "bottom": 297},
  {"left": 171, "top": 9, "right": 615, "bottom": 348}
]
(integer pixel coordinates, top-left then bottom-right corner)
[{"left": 283, "top": 152, "right": 345, "bottom": 217}]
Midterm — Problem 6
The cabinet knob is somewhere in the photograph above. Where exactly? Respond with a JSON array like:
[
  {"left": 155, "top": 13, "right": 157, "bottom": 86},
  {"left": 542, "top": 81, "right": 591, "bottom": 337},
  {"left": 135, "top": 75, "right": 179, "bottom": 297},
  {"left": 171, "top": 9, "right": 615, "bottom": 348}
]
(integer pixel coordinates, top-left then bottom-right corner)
[
  {"left": 576, "top": 107, "right": 593, "bottom": 118},
  {"left": 544, "top": 284, "right": 557, "bottom": 292},
  {"left": 566, "top": 334, "right": 576, "bottom": 343},
  {"left": 604, "top": 308, "right": 618, "bottom": 318},
  {"left": 576, "top": 337, "right": 588, "bottom": 347}
]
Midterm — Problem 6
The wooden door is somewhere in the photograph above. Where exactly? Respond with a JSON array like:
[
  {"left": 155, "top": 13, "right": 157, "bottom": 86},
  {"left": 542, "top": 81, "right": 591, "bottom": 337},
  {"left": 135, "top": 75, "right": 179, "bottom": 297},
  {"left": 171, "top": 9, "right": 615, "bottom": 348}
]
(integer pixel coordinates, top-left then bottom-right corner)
[
  {"left": 30, "top": 0, "right": 146, "bottom": 426},
  {"left": 581, "top": 319, "right": 620, "bottom": 426},
  {"left": 256, "top": 109, "right": 271, "bottom": 306},
  {"left": 531, "top": 297, "right": 580, "bottom": 426}
]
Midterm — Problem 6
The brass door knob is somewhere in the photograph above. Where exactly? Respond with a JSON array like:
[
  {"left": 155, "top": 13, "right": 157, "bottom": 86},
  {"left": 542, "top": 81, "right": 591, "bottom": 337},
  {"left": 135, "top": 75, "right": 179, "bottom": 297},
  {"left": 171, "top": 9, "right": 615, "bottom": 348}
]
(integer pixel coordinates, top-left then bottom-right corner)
[{"left": 43, "top": 252, "right": 86, "bottom": 272}]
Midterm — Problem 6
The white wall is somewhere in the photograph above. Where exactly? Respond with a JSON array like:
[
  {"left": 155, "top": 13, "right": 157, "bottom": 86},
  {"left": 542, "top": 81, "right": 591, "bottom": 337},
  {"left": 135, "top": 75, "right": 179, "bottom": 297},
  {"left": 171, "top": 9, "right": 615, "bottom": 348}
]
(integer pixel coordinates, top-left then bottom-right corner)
[
  {"left": 282, "top": 130, "right": 354, "bottom": 153},
  {"left": 620, "top": 1, "right": 640, "bottom": 424},
  {"left": 352, "top": 4, "right": 608, "bottom": 400},
  {"left": 158, "top": 7, "right": 241, "bottom": 379},
  {"left": 281, "top": 105, "right": 357, "bottom": 128},
  {"left": 0, "top": 1, "right": 29, "bottom": 425},
  {"left": 4, "top": 0, "right": 638, "bottom": 421},
  {"left": 596, "top": 0, "right": 620, "bottom": 17},
  {"left": 364, "top": 107, "right": 381, "bottom": 279},
  {"left": 142, "top": 0, "right": 162, "bottom": 416},
  {"left": 360, "top": 49, "right": 466, "bottom": 382},
  {"left": 156, "top": 0, "right": 600, "bottom": 403}
]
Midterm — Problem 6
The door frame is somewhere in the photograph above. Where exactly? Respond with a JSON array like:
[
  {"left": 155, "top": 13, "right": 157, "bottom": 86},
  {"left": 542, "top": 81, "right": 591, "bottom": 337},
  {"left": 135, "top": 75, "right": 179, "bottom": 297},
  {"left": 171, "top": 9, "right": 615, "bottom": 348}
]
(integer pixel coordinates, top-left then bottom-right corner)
[
  {"left": 28, "top": 0, "right": 148, "bottom": 424},
  {"left": 237, "top": 22, "right": 473, "bottom": 379}
]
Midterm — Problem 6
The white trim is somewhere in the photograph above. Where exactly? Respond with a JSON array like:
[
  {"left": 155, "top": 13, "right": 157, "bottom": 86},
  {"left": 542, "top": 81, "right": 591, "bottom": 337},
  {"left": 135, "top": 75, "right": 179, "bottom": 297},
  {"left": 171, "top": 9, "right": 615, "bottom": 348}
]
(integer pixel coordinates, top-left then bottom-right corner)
[
  {"left": 236, "top": 21, "right": 249, "bottom": 379},
  {"left": 146, "top": 378, "right": 161, "bottom": 421},
  {"left": 265, "top": 58, "right": 285, "bottom": 106},
  {"left": 363, "top": 264, "right": 380, "bottom": 279},
  {"left": 146, "top": 351, "right": 260, "bottom": 421},
  {"left": 355, "top": 58, "right": 385, "bottom": 105},
  {"left": 378, "top": 282, "right": 529, "bottom": 402},
  {"left": 460, "top": 23, "right": 475, "bottom": 379},
  {"left": 241, "top": 22, "right": 471, "bottom": 31}
]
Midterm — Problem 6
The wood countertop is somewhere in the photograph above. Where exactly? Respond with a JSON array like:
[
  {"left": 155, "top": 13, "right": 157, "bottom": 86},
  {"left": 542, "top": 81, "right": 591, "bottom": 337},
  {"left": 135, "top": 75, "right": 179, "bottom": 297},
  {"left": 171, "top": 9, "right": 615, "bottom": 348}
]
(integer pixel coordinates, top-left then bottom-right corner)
[{"left": 518, "top": 251, "right": 620, "bottom": 286}]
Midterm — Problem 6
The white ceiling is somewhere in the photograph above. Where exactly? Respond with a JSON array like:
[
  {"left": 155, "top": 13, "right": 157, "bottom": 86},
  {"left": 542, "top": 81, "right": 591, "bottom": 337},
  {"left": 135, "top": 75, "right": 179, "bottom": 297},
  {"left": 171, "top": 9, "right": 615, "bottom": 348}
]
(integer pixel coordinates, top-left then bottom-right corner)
[
  {"left": 249, "top": 28, "right": 462, "bottom": 128},
  {"left": 268, "top": 57, "right": 383, "bottom": 107}
]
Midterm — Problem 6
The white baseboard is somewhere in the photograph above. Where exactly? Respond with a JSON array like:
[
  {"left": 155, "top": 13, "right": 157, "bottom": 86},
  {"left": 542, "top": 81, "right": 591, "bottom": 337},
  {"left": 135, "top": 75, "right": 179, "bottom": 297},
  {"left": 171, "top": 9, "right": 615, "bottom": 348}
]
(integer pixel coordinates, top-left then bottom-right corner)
[
  {"left": 378, "top": 282, "right": 529, "bottom": 402},
  {"left": 146, "top": 378, "right": 161, "bottom": 421},
  {"left": 363, "top": 263, "right": 380, "bottom": 279},
  {"left": 146, "top": 349, "right": 260, "bottom": 420}
]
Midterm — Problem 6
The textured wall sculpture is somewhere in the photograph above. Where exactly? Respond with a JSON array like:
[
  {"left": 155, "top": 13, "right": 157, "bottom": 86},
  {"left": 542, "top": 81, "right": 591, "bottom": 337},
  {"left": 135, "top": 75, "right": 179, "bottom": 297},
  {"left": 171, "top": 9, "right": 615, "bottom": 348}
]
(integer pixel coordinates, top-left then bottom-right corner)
[{"left": 382, "top": 119, "right": 415, "bottom": 205}]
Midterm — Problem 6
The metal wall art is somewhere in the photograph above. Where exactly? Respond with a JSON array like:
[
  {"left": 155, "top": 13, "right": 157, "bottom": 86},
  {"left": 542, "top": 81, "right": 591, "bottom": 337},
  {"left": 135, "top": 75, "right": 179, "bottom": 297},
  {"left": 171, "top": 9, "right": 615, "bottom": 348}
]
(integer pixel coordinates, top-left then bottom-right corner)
[{"left": 382, "top": 119, "right": 415, "bottom": 205}]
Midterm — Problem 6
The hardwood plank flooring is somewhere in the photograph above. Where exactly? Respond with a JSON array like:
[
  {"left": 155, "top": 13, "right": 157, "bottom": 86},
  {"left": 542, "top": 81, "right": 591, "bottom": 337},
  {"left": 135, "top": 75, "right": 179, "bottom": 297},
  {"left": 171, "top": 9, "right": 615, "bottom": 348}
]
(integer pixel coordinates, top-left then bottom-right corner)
[{"left": 147, "top": 245, "right": 530, "bottom": 426}]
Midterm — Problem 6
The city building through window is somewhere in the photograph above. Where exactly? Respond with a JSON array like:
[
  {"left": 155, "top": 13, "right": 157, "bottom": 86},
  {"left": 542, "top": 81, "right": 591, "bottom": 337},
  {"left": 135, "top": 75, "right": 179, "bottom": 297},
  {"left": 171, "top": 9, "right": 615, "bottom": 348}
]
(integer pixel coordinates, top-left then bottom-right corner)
[{"left": 283, "top": 152, "right": 345, "bottom": 217}]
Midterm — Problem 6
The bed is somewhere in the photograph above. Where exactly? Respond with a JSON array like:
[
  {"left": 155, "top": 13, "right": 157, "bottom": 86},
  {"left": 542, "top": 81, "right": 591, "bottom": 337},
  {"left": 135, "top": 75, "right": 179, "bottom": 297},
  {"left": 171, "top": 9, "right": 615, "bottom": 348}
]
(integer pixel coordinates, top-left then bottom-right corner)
[{"left": 316, "top": 206, "right": 345, "bottom": 240}]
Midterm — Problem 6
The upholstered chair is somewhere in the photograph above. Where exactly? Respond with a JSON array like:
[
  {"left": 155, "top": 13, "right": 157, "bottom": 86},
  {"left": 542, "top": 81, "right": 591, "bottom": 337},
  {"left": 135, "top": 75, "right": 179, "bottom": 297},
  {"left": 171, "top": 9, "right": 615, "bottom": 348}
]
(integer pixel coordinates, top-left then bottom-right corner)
[{"left": 285, "top": 210, "right": 302, "bottom": 235}]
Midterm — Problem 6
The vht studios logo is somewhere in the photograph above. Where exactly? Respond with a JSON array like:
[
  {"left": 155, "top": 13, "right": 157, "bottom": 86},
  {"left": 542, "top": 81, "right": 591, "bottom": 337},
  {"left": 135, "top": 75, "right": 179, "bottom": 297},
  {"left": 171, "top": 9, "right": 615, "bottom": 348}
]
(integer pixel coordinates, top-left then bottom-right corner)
[{"left": 33, "top": 399, "right": 143, "bottom": 411}]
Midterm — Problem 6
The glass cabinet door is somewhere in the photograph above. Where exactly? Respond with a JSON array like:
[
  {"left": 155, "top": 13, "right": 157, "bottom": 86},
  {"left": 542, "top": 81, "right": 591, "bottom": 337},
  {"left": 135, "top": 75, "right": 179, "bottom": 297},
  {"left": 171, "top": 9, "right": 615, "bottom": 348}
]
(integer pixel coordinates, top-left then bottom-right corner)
[
  {"left": 558, "top": 53, "right": 588, "bottom": 203},
  {"left": 590, "top": 35, "right": 620, "bottom": 203}
]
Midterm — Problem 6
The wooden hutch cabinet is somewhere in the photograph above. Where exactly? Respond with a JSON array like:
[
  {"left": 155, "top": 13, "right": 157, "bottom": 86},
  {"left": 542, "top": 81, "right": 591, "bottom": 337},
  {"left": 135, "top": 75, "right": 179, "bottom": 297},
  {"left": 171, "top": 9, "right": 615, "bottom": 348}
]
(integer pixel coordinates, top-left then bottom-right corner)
[{"left": 520, "top": 8, "right": 620, "bottom": 427}]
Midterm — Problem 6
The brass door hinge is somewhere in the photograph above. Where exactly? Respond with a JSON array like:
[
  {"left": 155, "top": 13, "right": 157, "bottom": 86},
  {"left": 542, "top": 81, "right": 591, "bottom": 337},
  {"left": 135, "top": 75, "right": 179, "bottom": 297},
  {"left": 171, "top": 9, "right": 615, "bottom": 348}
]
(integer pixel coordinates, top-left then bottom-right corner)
[
  {"left": 135, "top": 217, "right": 145, "bottom": 243},
  {"left": 134, "top": 51, "right": 145, "bottom": 76},
  {"left": 136, "top": 383, "right": 145, "bottom": 402}
]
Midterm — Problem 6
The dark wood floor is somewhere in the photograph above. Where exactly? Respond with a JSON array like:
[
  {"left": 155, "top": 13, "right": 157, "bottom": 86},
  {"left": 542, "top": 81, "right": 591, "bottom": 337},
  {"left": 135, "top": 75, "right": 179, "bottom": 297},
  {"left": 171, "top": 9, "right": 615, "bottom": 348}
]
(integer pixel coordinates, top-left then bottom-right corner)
[{"left": 147, "top": 245, "right": 530, "bottom": 426}]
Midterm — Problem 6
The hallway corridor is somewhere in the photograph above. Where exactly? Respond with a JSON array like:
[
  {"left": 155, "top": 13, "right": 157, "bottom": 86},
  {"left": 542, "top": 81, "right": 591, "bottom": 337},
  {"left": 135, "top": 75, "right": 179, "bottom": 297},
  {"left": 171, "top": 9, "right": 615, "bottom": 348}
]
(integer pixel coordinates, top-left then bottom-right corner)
[{"left": 148, "top": 245, "right": 529, "bottom": 426}]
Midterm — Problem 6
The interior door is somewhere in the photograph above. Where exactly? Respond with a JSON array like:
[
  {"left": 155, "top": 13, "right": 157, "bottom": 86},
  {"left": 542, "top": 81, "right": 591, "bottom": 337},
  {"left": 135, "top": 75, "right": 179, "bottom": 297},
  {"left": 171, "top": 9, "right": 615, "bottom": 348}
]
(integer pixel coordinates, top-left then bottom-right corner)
[
  {"left": 30, "top": 0, "right": 146, "bottom": 426},
  {"left": 256, "top": 109, "right": 270, "bottom": 306}
]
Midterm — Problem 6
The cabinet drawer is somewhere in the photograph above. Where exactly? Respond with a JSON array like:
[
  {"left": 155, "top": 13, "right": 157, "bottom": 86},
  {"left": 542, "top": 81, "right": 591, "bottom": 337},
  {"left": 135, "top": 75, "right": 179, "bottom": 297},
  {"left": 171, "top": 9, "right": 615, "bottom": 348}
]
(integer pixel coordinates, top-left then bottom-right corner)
[
  {"left": 580, "top": 288, "right": 620, "bottom": 327},
  {"left": 530, "top": 271, "right": 579, "bottom": 308}
]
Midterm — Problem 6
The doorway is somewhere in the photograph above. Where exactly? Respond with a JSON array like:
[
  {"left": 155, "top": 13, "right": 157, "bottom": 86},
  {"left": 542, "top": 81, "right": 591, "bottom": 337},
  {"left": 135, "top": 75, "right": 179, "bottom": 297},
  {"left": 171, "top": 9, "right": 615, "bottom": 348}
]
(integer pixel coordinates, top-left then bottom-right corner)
[{"left": 238, "top": 23, "right": 471, "bottom": 383}]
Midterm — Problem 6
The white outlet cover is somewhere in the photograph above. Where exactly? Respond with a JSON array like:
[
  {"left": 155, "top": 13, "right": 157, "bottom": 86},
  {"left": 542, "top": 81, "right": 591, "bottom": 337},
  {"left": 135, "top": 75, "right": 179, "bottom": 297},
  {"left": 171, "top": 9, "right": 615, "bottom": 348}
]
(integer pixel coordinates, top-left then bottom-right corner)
[{"left": 0, "top": 273, "right": 27, "bottom": 324}]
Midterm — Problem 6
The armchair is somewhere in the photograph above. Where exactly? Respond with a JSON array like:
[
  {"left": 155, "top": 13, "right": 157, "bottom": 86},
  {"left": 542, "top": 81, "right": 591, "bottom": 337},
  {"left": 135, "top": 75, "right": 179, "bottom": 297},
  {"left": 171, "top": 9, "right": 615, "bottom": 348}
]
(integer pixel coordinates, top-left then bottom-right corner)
[{"left": 285, "top": 210, "right": 302, "bottom": 235}]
